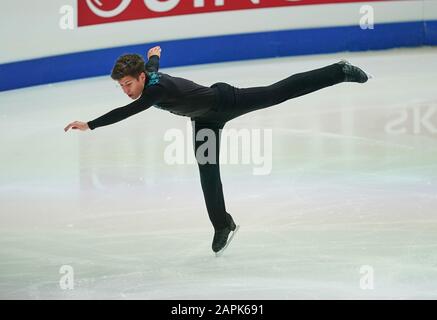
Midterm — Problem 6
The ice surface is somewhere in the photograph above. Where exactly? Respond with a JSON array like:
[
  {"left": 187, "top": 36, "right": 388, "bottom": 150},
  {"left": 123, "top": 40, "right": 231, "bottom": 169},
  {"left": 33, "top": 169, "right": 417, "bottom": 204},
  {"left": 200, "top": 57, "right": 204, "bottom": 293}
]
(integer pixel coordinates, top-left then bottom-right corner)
[{"left": 1, "top": 48, "right": 437, "bottom": 299}]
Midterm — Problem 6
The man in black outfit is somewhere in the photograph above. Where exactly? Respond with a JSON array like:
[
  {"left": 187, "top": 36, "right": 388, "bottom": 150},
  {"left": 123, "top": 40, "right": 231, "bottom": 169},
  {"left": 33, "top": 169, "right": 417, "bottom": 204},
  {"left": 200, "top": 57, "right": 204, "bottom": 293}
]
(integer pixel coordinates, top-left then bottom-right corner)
[{"left": 65, "top": 46, "right": 370, "bottom": 255}]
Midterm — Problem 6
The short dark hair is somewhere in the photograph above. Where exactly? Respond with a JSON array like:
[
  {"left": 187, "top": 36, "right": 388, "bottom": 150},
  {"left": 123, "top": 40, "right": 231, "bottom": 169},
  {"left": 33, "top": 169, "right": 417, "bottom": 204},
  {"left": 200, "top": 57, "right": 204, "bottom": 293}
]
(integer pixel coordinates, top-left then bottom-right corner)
[{"left": 111, "top": 53, "right": 145, "bottom": 80}]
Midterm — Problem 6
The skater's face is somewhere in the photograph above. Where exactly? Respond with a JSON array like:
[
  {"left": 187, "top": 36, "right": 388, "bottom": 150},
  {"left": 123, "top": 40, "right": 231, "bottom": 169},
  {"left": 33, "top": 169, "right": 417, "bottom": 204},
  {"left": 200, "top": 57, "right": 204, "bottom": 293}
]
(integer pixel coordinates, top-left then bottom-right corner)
[{"left": 118, "top": 73, "right": 146, "bottom": 100}]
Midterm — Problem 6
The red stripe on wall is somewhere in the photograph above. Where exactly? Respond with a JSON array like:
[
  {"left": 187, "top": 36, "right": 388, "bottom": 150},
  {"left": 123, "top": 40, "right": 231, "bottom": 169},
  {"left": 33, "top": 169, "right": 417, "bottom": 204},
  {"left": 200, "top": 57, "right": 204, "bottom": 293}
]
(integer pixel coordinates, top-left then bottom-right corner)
[{"left": 78, "top": 0, "right": 391, "bottom": 27}]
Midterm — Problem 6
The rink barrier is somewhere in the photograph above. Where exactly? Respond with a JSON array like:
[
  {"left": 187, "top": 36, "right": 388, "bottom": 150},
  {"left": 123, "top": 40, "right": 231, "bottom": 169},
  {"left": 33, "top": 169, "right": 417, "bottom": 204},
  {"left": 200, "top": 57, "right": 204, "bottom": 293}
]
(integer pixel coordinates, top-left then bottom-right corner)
[{"left": 1, "top": 20, "right": 436, "bottom": 92}]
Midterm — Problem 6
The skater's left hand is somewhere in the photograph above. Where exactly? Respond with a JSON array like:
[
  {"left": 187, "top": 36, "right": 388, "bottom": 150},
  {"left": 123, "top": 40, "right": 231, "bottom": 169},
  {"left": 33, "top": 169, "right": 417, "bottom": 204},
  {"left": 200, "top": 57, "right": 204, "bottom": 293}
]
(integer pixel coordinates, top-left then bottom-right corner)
[
  {"left": 64, "top": 121, "right": 89, "bottom": 132},
  {"left": 147, "top": 46, "right": 161, "bottom": 59}
]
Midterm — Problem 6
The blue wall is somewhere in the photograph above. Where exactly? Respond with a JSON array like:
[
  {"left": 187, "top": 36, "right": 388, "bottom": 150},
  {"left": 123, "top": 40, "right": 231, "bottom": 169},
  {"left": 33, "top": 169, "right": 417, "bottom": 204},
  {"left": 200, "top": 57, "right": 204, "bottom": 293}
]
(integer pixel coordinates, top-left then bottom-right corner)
[{"left": 1, "top": 20, "right": 436, "bottom": 92}]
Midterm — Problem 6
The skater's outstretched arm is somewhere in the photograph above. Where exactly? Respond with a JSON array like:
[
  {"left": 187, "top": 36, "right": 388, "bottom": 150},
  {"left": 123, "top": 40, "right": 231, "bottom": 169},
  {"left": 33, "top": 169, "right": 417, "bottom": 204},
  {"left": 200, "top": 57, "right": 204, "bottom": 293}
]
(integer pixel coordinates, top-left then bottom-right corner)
[
  {"left": 146, "top": 46, "right": 161, "bottom": 72},
  {"left": 65, "top": 49, "right": 165, "bottom": 133},
  {"left": 64, "top": 85, "right": 163, "bottom": 132}
]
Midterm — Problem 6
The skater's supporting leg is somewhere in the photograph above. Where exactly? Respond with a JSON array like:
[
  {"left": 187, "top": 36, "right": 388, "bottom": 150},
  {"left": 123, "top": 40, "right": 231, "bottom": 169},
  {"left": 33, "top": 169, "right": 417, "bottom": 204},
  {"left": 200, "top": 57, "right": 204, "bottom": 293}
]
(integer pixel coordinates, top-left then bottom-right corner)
[
  {"left": 192, "top": 121, "right": 230, "bottom": 230},
  {"left": 232, "top": 63, "right": 346, "bottom": 116}
]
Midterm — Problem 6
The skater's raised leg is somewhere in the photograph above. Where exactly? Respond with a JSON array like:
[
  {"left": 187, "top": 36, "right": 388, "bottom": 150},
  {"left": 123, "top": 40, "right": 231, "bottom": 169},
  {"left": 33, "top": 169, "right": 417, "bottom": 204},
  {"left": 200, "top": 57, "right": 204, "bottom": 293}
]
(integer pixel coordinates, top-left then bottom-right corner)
[{"left": 230, "top": 61, "right": 369, "bottom": 117}]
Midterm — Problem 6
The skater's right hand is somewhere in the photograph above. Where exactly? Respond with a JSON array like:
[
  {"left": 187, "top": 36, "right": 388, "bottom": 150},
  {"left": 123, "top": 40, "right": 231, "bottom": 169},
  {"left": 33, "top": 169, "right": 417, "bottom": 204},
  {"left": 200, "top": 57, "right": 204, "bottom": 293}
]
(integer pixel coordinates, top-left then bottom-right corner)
[{"left": 64, "top": 121, "right": 89, "bottom": 132}]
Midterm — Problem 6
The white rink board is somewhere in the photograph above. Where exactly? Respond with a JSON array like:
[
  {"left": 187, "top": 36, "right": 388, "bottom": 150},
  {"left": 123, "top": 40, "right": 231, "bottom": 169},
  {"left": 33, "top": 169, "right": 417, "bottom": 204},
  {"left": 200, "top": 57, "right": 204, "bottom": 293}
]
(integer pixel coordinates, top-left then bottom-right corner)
[{"left": 0, "top": 0, "right": 433, "bottom": 63}]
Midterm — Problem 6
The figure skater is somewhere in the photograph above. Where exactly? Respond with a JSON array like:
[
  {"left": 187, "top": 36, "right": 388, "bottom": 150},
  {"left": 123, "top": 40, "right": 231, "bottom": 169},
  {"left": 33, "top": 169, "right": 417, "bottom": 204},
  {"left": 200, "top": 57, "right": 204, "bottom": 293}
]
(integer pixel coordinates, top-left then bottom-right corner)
[{"left": 64, "top": 46, "right": 370, "bottom": 255}]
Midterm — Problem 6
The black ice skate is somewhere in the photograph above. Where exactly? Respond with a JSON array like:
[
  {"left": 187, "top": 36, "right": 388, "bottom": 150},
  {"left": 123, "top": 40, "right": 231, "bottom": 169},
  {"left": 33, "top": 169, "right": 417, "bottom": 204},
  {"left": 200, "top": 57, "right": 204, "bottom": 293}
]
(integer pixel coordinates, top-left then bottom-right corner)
[
  {"left": 338, "top": 60, "right": 373, "bottom": 83},
  {"left": 212, "top": 215, "right": 239, "bottom": 257}
]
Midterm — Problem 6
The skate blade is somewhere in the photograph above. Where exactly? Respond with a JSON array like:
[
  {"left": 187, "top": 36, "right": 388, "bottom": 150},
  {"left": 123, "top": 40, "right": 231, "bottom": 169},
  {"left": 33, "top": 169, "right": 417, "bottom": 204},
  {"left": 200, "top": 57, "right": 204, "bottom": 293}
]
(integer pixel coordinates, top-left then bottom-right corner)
[
  {"left": 215, "top": 225, "right": 240, "bottom": 257},
  {"left": 362, "top": 68, "right": 374, "bottom": 80}
]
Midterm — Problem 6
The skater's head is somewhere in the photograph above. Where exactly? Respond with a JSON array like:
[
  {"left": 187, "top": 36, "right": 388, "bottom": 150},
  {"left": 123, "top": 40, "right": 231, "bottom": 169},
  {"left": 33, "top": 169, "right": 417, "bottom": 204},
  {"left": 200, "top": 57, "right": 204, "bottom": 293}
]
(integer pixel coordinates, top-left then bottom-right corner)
[{"left": 111, "top": 54, "right": 146, "bottom": 100}]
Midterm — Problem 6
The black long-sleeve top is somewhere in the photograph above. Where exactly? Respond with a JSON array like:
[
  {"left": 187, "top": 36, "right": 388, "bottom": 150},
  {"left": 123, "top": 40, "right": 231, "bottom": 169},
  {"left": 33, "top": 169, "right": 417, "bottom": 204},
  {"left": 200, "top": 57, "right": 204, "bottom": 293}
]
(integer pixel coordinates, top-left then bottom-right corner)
[{"left": 87, "top": 56, "right": 219, "bottom": 130}]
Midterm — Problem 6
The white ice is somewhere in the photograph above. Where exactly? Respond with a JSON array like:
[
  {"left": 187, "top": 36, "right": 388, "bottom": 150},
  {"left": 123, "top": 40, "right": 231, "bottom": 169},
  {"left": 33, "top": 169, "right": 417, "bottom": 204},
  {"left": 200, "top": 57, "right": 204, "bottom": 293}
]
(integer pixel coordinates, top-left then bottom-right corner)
[{"left": 1, "top": 47, "right": 437, "bottom": 299}]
